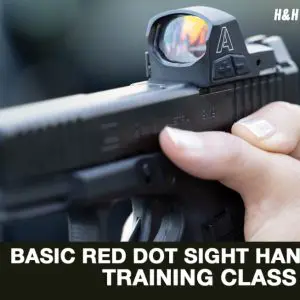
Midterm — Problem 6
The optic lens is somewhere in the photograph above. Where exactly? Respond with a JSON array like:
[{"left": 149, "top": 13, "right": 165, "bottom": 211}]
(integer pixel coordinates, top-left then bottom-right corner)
[{"left": 158, "top": 15, "right": 209, "bottom": 63}]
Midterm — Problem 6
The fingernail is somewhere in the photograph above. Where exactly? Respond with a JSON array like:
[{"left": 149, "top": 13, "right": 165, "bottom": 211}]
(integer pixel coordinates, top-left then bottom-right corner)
[
  {"left": 164, "top": 127, "right": 203, "bottom": 150},
  {"left": 237, "top": 119, "right": 276, "bottom": 139}
]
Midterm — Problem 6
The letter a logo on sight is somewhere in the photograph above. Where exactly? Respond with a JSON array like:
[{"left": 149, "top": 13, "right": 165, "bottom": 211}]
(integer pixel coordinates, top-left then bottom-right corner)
[{"left": 216, "top": 26, "right": 234, "bottom": 54}]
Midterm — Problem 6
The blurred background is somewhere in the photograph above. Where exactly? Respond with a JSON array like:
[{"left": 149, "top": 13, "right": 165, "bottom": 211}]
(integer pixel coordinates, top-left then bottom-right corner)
[{"left": 1, "top": 0, "right": 299, "bottom": 240}]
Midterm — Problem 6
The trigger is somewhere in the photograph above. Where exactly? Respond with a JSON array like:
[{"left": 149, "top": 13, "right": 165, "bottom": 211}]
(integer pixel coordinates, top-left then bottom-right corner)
[{"left": 121, "top": 212, "right": 141, "bottom": 242}]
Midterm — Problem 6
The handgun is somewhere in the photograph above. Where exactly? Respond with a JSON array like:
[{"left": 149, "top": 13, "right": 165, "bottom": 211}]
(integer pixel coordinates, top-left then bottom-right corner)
[{"left": 0, "top": 6, "right": 299, "bottom": 242}]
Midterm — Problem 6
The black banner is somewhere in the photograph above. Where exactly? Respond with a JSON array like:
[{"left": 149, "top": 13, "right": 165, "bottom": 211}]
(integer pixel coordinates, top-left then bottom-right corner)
[{"left": 1, "top": 243, "right": 300, "bottom": 295}]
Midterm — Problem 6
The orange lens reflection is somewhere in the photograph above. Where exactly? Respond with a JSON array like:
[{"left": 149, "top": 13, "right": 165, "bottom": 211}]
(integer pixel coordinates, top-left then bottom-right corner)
[
  {"left": 159, "top": 15, "right": 209, "bottom": 63},
  {"left": 181, "top": 16, "right": 208, "bottom": 45}
]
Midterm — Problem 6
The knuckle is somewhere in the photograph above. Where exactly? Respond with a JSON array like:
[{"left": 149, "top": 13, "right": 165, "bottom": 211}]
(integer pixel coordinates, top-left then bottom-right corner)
[
  {"left": 267, "top": 101, "right": 298, "bottom": 114},
  {"left": 219, "top": 133, "right": 245, "bottom": 167}
]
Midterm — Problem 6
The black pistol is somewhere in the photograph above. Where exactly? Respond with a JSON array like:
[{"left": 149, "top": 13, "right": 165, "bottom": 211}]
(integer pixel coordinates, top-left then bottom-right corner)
[{"left": 0, "top": 6, "right": 299, "bottom": 242}]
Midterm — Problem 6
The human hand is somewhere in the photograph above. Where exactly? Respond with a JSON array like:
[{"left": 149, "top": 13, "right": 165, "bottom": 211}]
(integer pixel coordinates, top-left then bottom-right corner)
[{"left": 159, "top": 102, "right": 300, "bottom": 241}]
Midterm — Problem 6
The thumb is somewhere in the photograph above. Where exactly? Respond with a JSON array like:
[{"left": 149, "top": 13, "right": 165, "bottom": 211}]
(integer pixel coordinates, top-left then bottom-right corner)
[
  {"left": 159, "top": 127, "right": 272, "bottom": 199},
  {"left": 231, "top": 102, "right": 300, "bottom": 158}
]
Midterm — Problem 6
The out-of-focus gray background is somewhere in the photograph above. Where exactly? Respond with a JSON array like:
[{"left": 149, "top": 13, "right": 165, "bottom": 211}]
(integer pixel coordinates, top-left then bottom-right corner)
[{"left": 1, "top": 0, "right": 299, "bottom": 240}]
